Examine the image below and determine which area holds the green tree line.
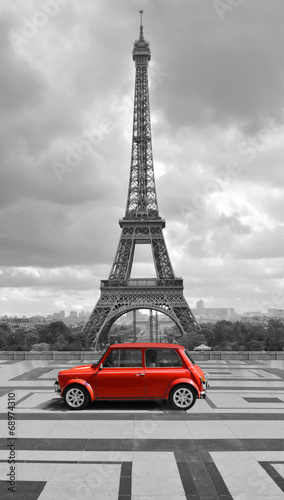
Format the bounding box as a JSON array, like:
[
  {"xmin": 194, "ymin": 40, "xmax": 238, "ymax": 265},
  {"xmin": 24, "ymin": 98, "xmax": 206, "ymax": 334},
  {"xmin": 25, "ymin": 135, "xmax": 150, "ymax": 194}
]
[
  {"xmin": 0, "ymin": 319, "xmax": 283, "ymax": 351},
  {"xmin": 184, "ymin": 319, "xmax": 284, "ymax": 351},
  {"xmin": 0, "ymin": 321, "xmax": 87, "ymax": 351}
]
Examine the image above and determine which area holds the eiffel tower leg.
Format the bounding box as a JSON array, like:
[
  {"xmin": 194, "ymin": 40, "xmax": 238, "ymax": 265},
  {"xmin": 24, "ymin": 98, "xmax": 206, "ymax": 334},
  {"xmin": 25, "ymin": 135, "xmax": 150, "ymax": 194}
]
[
  {"xmin": 109, "ymin": 230, "xmax": 135, "ymax": 280},
  {"xmin": 151, "ymin": 228, "xmax": 175, "ymax": 279},
  {"xmin": 83, "ymin": 297, "xmax": 112, "ymax": 349}
]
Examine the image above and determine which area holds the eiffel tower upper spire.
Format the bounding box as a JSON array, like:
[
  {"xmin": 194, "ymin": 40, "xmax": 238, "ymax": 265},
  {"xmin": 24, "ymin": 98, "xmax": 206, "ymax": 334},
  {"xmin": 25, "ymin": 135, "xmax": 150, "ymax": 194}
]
[
  {"xmin": 139, "ymin": 10, "xmax": 145, "ymax": 42},
  {"xmin": 125, "ymin": 11, "xmax": 158, "ymax": 219}
]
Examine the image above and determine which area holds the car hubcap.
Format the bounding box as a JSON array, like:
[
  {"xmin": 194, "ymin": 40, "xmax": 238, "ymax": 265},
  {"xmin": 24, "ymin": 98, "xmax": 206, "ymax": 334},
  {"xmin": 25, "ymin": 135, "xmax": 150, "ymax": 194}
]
[
  {"xmin": 173, "ymin": 388, "xmax": 193, "ymax": 408},
  {"xmin": 66, "ymin": 388, "xmax": 85, "ymax": 408}
]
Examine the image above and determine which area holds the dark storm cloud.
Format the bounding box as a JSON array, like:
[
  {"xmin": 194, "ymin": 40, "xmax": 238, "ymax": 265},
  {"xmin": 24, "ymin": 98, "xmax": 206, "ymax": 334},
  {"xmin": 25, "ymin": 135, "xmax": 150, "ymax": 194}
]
[
  {"xmin": 1, "ymin": 0, "xmax": 284, "ymax": 315},
  {"xmin": 151, "ymin": 0, "xmax": 284, "ymax": 134}
]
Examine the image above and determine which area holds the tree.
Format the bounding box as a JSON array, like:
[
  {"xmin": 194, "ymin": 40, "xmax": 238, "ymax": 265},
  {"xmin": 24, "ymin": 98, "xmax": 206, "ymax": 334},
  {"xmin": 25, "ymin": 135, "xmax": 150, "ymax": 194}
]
[
  {"xmin": 25, "ymin": 331, "xmax": 40, "ymax": 350},
  {"xmin": 53, "ymin": 334, "xmax": 69, "ymax": 351},
  {"xmin": 246, "ymin": 340, "xmax": 264, "ymax": 351},
  {"xmin": 38, "ymin": 321, "xmax": 72, "ymax": 348},
  {"xmin": 1, "ymin": 328, "xmax": 26, "ymax": 351},
  {"xmin": 0, "ymin": 323, "xmax": 11, "ymax": 349},
  {"xmin": 69, "ymin": 340, "xmax": 84, "ymax": 351},
  {"xmin": 183, "ymin": 332, "xmax": 207, "ymax": 350},
  {"xmin": 31, "ymin": 342, "xmax": 50, "ymax": 351},
  {"xmin": 265, "ymin": 320, "xmax": 284, "ymax": 351}
]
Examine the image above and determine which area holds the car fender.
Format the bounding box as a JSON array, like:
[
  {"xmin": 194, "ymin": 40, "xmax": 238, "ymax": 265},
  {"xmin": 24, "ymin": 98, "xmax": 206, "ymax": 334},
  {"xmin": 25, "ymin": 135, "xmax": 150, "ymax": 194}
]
[
  {"xmin": 61, "ymin": 378, "xmax": 95, "ymax": 401},
  {"xmin": 166, "ymin": 378, "xmax": 201, "ymax": 399}
]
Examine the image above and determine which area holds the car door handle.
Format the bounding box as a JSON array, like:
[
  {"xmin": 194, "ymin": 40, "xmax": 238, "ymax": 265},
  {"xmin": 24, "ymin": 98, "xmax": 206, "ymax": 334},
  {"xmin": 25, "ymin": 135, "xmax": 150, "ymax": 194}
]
[{"xmin": 135, "ymin": 373, "xmax": 145, "ymax": 376}]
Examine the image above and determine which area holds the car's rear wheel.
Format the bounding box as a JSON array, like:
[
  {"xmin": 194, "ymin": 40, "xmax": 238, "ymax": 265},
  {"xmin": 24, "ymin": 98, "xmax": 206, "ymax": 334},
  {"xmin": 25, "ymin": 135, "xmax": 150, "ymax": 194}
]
[
  {"xmin": 63, "ymin": 384, "xmax": 90, "ymax": 410},
  {"xmin": 169, "ymin": 384, "xmax": 196, "ymax": 410}
]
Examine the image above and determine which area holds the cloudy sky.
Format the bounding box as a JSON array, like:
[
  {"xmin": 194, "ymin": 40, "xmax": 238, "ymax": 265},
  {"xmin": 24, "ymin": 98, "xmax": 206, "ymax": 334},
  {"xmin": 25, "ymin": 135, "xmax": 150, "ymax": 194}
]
[{"xmin": 1, "ymin": 0, "xmax": 284, "ymax": 317}]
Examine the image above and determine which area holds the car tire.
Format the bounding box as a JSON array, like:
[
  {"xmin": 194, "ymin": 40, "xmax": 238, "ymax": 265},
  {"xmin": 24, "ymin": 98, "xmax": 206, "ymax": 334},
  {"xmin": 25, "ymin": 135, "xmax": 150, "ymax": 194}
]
[
  {"xmin": 169, "ymin": 384, "xmax": 196, "ymax": 411},
  {"xmin": 63, "ymin": 384, "xmax": 90, "ymax": 410}
]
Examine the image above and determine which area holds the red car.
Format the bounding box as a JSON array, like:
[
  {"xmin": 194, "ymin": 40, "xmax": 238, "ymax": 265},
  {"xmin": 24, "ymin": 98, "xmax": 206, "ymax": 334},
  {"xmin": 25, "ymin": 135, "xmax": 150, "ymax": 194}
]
[{"xmin": 54, "ymin": 343, "xmax": 209, "ymax": 411}]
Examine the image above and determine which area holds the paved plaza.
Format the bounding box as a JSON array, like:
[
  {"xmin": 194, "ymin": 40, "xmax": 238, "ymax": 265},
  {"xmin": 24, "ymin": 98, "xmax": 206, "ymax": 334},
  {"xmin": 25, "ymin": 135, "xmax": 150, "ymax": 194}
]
[{"xmin": 0, "ymin": 358, "xmax": 284, "ymax": 499}]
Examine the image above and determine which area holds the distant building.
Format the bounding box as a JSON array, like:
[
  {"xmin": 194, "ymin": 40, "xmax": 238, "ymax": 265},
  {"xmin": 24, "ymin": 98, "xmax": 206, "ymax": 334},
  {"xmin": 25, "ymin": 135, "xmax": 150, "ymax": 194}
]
[
  {"xmin": 192, "ymin": 300, "xmax": 238, "ymax": 321},
  {"xmin": 196, "ymin": 299, "xmax": 205, "ymax": 310}
]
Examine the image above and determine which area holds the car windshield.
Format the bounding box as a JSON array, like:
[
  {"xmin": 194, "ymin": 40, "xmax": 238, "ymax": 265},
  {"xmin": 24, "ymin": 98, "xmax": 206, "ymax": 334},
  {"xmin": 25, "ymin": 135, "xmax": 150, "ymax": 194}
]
[
  {"xmin": 92, "ymin": 348, "xmax": 108, "ymax": 367},
  {"xmin": 184, "ymin": 350, "xmax": 196, "ymax": 365}
]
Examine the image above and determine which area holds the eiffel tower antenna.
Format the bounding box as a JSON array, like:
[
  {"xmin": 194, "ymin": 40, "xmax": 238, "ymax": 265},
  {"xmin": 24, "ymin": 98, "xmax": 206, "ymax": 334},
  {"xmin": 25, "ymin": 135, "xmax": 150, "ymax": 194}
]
[
  {"xmin": 139, "ymin": 10, "xmax": 143, "ymax": 37},
  {"xmin": 83, "ymin": 13, "xmax": 199, "ymax": 347}
]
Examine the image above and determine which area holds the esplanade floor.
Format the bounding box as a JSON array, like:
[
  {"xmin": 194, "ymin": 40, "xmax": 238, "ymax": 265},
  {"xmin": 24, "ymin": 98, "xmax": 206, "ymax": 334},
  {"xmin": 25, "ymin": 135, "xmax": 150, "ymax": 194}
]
[{"xmin": 0, "ymin": 358, "xmax": 284, "ymax": 500}]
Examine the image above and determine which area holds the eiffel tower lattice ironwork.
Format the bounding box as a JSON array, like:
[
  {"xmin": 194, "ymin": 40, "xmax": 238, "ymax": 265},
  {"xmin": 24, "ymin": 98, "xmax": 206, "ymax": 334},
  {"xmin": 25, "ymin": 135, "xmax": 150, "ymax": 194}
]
[{"xmin": 83, "ymin": 12, "xmax": 198, "ymax": 346}]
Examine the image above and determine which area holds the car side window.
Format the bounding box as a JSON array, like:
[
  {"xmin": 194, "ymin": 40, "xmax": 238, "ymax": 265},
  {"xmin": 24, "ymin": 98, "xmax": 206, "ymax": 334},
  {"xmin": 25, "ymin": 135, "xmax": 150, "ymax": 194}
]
[
  {"xmin": 145, "ymin": 349, "xmax": 182, "ymax": 368},
  {"xmin": 103, "ymin": 349, "xmax": 143, "ymax": 368}
]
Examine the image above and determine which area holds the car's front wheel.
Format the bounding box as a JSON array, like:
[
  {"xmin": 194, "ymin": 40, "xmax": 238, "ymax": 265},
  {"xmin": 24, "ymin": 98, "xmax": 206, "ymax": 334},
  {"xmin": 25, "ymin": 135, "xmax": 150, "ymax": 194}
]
[
  {"xmin": 63, "ymin": 384, "xmax": 90, "ymax": 410},
  {"xmin": 169, "ymin": 384, "xmax": 196, "ymax": 410}
]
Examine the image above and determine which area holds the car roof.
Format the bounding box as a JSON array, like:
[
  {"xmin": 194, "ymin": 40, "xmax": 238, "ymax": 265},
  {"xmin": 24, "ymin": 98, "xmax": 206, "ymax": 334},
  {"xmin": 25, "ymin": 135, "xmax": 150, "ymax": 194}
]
[{"xmin": 109, "ymin": 342, "xmax": 184, "ymax": 349}]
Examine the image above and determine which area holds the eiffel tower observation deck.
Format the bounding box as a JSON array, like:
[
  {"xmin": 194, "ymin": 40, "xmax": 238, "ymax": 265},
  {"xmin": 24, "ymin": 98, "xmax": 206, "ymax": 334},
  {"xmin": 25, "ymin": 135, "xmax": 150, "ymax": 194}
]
[{"xmin": 83, "ymin": 12, "xmax": 198, "ymax": 347}]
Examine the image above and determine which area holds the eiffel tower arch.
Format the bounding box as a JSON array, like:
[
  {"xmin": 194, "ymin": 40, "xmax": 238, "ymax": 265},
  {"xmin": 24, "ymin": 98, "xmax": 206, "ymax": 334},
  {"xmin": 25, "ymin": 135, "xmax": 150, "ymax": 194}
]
[{"xmin": 83, "ymin": 12, "xmax": 199, "ymax": 347}]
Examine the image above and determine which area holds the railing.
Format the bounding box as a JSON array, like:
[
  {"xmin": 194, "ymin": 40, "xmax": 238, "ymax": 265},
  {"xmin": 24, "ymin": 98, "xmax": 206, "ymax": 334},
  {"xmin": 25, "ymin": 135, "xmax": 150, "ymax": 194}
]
[
  {"xmin": 1, "ymin": 351, "xmax": 284, "ymax": 361},
  {"xmin": 101, "ymin": 278, "xmax": 183, "ymax": 288}
]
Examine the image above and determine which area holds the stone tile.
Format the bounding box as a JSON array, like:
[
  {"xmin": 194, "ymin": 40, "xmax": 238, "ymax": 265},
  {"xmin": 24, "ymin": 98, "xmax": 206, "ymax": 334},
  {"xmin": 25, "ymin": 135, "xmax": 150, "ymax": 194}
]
[
  {"xmin": 131, "ymin": 497, "xmax": 186, "ymax": 500},
  {"xmin": 80, "ymin": 450, "xmax": 133, "ymax": 462},
  {"xmin": 17, "ymin": 393, "xmax": 54, "ymax": 408},
  {"xmin": 224, "ymin": 420, "xmax": 284, "ymax": 439},
  {"xmin": 185, "ymin": 420, "xmax": 236, "ymax": 439},
  {"xmin": 132, "ymin": 451, "xmax": 176, "ymax": 462},
  {"xmin": 48, "ymin": 420, "xmax": 134, "ymax": 439},
  {"xmin": 133, "ymin": 420, "xmax": 190, "ymax": 439},
  {"xmin": 132, "ymin": 475, "xmax": 185, "ymax": 497},
  {"xmin": 252, "ymin": 451, "xmax": 284, "ymax": 461},
  {"xmin": 272, "ymin": 463, "xmax": 284, "ymax": 478},
  {"xmin": 211, "ymin": 452, "xmax": 284, "ymax": 499},
  {"xmin": 208, "ymin": 393, "xmax": 252, "ymax": 409},
  {"xmin": 132, "ymin": 457, "xmax": 179, "ymax": 477}
]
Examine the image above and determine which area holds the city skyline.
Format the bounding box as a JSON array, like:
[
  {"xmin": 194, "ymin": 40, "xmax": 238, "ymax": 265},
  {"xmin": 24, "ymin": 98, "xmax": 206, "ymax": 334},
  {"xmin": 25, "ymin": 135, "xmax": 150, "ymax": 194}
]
[{"xmin": 1, "ymin": 1, "xmax": 284, "ymax": 317}]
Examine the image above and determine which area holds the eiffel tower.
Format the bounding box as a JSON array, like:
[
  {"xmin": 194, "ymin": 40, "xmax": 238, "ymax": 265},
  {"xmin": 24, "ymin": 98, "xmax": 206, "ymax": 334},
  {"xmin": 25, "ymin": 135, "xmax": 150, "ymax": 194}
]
[{"xmin": 84, "ymin": 12, "xmax": 198, "ymax": 347}]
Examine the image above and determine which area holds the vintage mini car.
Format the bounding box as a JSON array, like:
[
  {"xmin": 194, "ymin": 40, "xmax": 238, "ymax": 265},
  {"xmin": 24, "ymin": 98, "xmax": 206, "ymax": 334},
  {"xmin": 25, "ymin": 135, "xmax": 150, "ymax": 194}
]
[{"xmin": 54, "ymin": 342, "xmax": 209, "ymax": 410}]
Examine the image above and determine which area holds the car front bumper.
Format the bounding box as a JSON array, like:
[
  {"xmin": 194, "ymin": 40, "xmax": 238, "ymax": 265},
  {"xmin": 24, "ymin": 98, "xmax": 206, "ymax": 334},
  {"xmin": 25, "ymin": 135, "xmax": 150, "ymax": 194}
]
[{"xmin": 54, "ymin": 380, "xmax": 61, "ymax": 394}]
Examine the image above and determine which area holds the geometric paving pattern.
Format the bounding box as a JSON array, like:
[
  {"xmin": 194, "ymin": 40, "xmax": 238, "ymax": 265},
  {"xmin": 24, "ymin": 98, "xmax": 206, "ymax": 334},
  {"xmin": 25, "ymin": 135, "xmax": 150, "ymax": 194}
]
[{"xmin": 0, "ymin": 358, "xmax": 284, "ymax": 499}]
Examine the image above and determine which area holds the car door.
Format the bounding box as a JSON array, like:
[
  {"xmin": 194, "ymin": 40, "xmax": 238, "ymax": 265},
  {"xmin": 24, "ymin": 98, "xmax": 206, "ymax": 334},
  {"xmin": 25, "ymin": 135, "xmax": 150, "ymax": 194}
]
[
  {"xmin": 144, "ymin": 348, "xmax": 189, "ymax": 398},
  {"xmin": 96, "ymin": 348, "xmax": 146, "ymax": 398}
]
